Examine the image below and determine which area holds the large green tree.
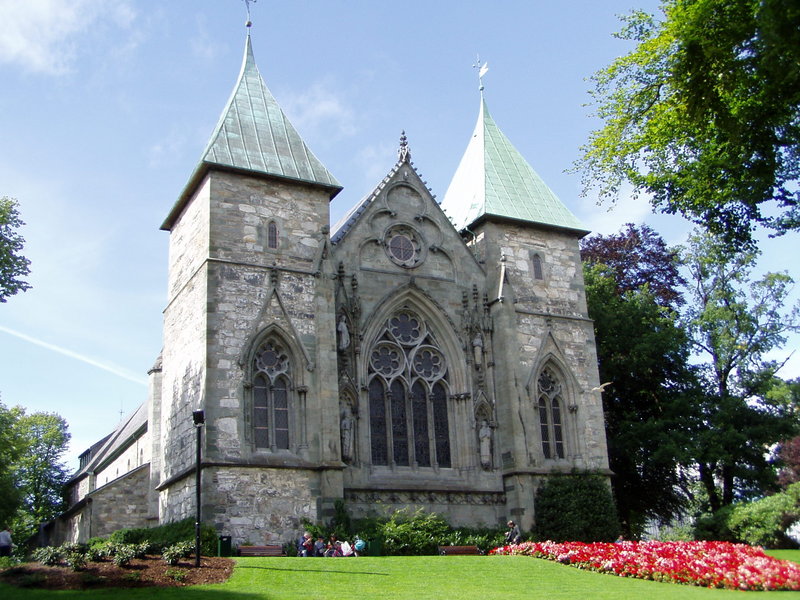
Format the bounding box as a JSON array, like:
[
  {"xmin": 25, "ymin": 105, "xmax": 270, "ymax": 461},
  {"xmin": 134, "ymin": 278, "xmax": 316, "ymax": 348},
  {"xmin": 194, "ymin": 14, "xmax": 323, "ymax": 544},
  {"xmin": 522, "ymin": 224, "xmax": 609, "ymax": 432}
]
[
  {"xmin": 13, "ymin": 412, "xmax": 71, "ymax": 531},
  {"xmin": 0, "ymin": 196, "xmax": 31, "ymax": 302},
  {"xmin": 579, "ymin": 0, "xmax": 800, "ymax": 245},
  {"xmin": 683, "ymin": 231, "xmax": 800, "ymax": 509},
  {"xmin": 0, "ymin": 400, "xmax": 24, "ymax": 527},
  {"xmin": 582, "ymin": 225, "xmax": 699, "ymax": 535}
]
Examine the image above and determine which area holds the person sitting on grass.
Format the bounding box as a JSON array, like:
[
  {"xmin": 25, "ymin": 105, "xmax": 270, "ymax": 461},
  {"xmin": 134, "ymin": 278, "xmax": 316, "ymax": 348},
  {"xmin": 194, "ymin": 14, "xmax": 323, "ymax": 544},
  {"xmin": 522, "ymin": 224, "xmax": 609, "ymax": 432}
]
[
  {"xmin": 297, "ymin": 532, "xmax": 313, "ymax": 557},
  {"xmin": 314, "ymin": 536, "xmax": 326, "ymax": 557}
]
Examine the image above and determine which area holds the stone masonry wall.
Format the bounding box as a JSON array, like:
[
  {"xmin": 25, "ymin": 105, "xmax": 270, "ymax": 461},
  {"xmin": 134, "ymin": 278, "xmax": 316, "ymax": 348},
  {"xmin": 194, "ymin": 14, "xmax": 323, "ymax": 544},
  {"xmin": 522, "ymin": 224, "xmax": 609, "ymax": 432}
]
[
  {"xmin": 94, "ymin": 430, "xmax": 150, "ymax": 489},
  {"xmin": 204, "ymin": 466, "xmax": 320, "ymax": 547},
  {"xmin": 87, "ymin": 465, "xmax": 153, "ymax": 539}
]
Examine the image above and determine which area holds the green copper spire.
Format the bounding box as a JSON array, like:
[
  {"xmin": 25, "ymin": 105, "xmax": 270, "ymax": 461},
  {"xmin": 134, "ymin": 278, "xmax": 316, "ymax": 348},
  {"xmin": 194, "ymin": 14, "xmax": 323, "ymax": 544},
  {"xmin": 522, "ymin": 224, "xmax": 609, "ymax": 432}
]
[
  {"xmin": 163, "ymin": 34, "xmax": 341, "ymax": 230},
  {"xmin": 441, "ymin": 96, "xmax": 586, "ymax": 234}
]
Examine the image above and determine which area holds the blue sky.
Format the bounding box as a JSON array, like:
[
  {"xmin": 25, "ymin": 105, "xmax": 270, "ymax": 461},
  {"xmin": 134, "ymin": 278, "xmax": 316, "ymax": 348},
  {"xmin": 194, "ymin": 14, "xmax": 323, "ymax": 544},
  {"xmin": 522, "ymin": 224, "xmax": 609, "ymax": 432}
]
[{"xmin": 0, "ymin": 0, "xmax": 797, "ymax": 470}]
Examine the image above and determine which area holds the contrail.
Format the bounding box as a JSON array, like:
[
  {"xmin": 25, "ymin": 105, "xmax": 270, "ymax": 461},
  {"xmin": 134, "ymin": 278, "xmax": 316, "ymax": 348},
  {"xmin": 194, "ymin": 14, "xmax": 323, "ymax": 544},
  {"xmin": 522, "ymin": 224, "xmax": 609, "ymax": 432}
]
[{"xmin": 0, "ymin": 325, "xmax": 148, "ymax": 386}]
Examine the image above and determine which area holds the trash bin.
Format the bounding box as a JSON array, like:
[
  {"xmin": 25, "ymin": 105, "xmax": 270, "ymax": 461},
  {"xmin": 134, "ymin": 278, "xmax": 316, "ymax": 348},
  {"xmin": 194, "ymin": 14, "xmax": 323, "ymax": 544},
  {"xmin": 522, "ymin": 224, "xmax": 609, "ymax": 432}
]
[
  {"xmin": 366, "ymin": 539, "xmax": 382, "ymax": 556},
  {"xmin": 218, "ymin": 535, "xmax": 232, "ymax": 557}
]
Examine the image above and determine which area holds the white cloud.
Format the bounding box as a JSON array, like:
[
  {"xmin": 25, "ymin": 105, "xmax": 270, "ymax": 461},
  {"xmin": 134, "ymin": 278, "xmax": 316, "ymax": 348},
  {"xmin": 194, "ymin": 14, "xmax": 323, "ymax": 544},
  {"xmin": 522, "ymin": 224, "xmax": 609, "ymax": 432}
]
[
  {"xmin": 0, "ymin": 0, "xmax": 135, "ymax": 74},
  {"xmin": 281, "ymin": 80, "xmax": 357, "ymax": 141}
]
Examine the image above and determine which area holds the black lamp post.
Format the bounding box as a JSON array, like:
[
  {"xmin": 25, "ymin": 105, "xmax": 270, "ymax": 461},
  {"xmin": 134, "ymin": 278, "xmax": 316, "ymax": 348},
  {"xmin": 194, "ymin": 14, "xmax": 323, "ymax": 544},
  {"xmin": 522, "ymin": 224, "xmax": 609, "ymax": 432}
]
[{"xmin": 192, "ymin": 409, "xmax": 205, "ymax": 568}]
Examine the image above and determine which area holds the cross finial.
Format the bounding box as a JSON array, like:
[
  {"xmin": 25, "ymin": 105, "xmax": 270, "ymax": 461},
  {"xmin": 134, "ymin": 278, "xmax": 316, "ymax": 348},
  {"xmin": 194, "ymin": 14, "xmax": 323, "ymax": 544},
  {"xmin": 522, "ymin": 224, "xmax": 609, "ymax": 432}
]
[
  {"xmin": 472, "ymin": 55, "xmax": 489, "ymax": 93},
  {"xmin": 398, "ymin": 130, "xmax": 410, "ymax": 162},
  {"xmin": 243, "ymin": 0, "xmax": 256, "ymax": 28}
]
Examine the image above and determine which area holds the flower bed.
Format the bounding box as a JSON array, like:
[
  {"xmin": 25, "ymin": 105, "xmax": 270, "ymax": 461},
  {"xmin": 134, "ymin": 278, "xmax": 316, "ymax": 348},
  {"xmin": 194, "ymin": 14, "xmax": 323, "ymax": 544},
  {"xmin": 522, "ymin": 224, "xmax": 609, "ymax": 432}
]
[{"xmin": 489, "ymin": 540, "xmax": 800, "ymax": 591}]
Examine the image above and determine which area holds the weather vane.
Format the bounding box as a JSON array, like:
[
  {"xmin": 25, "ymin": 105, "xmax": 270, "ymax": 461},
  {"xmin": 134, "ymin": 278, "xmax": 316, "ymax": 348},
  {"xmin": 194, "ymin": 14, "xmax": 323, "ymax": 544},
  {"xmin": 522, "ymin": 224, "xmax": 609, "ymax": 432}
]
[
  {"xmin": 243, "ymin": 0, "xmax": 257, "ymax": 27},
  {"xmin": 473, "ymin": 55, "xmax": 489, "ymax": 92}
]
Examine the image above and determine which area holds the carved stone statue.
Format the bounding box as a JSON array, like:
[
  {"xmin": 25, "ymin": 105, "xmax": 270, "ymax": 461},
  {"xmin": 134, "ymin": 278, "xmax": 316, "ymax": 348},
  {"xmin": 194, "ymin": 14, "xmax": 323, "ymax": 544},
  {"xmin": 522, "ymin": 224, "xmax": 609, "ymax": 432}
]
[
  {"xmin": 340, "ymin": 404, "xmax": 355, "ymax": 462},
  {"xmin": 472, "ymin": 334, "xmax": 483, "ymax": 366},
  {"xmin": 479, "ymin": 419, "xmax": 492, "ymax": 469},
  {"xmin": 337, "ymin": 315, "xmax": 350, "ymax": 350}
]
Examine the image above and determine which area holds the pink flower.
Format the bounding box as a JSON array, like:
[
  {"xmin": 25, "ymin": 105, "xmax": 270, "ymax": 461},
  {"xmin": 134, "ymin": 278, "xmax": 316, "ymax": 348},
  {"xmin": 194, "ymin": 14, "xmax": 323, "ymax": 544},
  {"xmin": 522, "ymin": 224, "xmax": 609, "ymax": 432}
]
[{"xmin": 488, "ymin": 540, "xmax": 800, "ymax": 591}]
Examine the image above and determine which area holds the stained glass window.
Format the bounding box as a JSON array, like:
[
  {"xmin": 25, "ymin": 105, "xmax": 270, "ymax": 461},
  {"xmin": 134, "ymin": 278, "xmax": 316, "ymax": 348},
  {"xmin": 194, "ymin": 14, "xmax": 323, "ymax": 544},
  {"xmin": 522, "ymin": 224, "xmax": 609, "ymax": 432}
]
[
  {"xmin": 267, "ymin": 221, "xmax": 278, "ymax": 249},
  {"xmin": 532, "ymin": 254, "xmax": 543, "ymax": 280},
  {"xmin": 367, "ymin": 310, "xmax": 451, "ymax": 468},
  {"xmin": 369, "ymin": 379, "xmax": 388, "ymax": 465},
  {"xmin": 252, "ymin": 339, "xmax": 292, "ymax": 451},
  {"xmin": 537, "ymin": 367, "xmax": 566, "ymax": 460}
]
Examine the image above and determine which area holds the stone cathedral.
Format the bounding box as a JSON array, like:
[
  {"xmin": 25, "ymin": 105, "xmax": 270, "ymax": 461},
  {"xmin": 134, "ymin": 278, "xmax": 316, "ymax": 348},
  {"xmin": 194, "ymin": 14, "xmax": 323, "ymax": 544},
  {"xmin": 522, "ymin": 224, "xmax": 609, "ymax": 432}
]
[{"xmin": 56, "ymin": 34, "xmax": 609, "ymax": 546}]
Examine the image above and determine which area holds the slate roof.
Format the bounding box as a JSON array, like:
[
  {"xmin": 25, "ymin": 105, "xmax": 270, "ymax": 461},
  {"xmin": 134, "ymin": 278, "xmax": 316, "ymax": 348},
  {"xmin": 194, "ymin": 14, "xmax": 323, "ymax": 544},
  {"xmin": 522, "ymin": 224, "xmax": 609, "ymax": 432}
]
[
  {"xmin": 68, "ymin": 402, "xmax": 148, "ymax": 481},
  {"xmin": 440, "ymin": 97, "xmax": 587, "ymax": 234},
  {"xmin": 162, "ymin": 34, "xmax": 341, "ymax": 230}
]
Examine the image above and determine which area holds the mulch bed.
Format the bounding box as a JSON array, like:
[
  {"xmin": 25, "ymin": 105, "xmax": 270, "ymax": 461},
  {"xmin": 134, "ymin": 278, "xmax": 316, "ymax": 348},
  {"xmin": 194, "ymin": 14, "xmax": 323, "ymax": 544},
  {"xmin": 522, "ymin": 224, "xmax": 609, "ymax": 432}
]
[{"xmin": 0, "ymin": 555, "xmax": 234, "ymax": 589}]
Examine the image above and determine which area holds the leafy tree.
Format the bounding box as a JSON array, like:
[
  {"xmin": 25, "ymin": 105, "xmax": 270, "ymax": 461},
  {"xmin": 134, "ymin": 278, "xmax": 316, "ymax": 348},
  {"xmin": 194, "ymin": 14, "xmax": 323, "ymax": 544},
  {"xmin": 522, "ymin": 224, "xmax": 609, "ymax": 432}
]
[
  {"xmin": 13, "ymin": 412, "xmax": 71, "ymax": 525},
  {"xmin": 683, "ymin": 231, "xmax": 800, "ymax": 509},
  {"xmin": 581, "ymin": 223, "xmax": 685, "ymax": 308},
  {"xmin": 776, "ymin": 435, "xmax": 800, "ymax": 489},
  {"xmin": 0, "ymin": 400, "xmax": 24, "ymax": 526},
  {"xmin": 0, "ymin": 197, "xmax": 31, "ymax": 302},
  {"xmin": 578, "ymin": 0, "xmax": 800, "ymax": 245},
  {"xmin": 584, "ymin": 262, "xmax": 698, "ymax": 536}
]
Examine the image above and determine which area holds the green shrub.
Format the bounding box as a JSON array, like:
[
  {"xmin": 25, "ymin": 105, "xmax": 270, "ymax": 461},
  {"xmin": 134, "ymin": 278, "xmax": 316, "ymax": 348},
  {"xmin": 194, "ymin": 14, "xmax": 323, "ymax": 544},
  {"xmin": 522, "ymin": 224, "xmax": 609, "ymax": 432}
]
[
  {"xmin": 162, "ymin": 543, "xmax": 186, "ymax": 566},
  {"xmin": 0, "ymin": 556, "xmax": 21, "ymax": 569},
  {"xmin": 64, "ymin": 551, "xmax": 87, "ymax": 571},
  {"xmin": 32, "ymin": 546, "xmax": 62, "ymax": 566},
  {"xmin": 132, "ymin": 541, "xmax": 152, "ymax": 558},
  {"xmin": 380, "ymin": 508, "xmax": 451, "ymax": 555},
  {"xmin": 727, "ymin": 483, "xmax": 800, "ymax": 548},
  {"xmin": 109, "ymin": 517, "xmax": 216, "ymax": 555},
  {"xmin": 85, "ymin": 544, "xmax": 106, "ymax": 562},
  {"xmin": 165, "ymin": 568, "xmax": 187, "ymax": 582},
  {"xmin": 534, "ymin": 473, "xmax": 620, "ymax": 542},
  {"xmin": 693, "ymin": 505, "xmax": 736, "ymax": 542},
  {"xmin": 111, "ymin": 544, "xmax": 137, "ymax": 567}
]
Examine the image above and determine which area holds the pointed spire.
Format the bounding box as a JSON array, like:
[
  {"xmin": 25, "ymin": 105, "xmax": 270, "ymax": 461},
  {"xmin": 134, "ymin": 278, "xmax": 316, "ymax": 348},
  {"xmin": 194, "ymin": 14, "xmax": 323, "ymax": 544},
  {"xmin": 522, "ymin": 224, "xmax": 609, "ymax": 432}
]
[
  {"xmin": 163, "ymin": 33, "xmax": 341, "ymax": 230},
  {"xmin": 441, "ymin": 93, "xmax": 587, "ymax": 234}
]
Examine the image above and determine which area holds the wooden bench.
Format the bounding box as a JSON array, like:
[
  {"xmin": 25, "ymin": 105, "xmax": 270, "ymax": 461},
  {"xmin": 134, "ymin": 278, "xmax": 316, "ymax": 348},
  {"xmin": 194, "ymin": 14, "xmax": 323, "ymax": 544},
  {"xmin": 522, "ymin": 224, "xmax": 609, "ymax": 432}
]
[
  {"xmin": 438, "ymin": 545, "xmax": 483, "ymax": 556},
  {"xmin": 238, "ymin": 545, "xmax": 285, "ymax": 557}
]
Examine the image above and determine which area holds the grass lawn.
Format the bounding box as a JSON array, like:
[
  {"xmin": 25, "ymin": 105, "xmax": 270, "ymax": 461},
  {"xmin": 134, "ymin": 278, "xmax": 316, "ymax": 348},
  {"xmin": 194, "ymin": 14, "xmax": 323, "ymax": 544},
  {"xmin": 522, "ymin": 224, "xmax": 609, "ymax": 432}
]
[
  {"xmin": 767, "ymin": 549, "xmax": 800, "ymax": 563},
  {"xmin": 4, "ymin": 555, "xmax": 800, "ymax": 600}
]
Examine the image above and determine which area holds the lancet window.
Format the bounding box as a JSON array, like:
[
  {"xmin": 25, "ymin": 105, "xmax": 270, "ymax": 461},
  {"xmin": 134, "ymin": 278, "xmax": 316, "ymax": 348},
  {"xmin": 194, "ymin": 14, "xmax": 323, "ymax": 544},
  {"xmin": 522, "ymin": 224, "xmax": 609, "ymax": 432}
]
[
  {"xmin": 252, "ymin": 338, "xmax": 292, "ymax": 450},
  {"xmin": 537, "ymin": 367, "xmax": 565, "ymax": 459},
  {"xmin": 267, "ymin": 221, "xmax": 278, "ymax": 249},
  {"xmin": 532, "ymin": 254, "xmax": 544, "ymax": 280},
  {"xmin": 367, "ymin": 310, "xmax": 451, "ymax": 468}
]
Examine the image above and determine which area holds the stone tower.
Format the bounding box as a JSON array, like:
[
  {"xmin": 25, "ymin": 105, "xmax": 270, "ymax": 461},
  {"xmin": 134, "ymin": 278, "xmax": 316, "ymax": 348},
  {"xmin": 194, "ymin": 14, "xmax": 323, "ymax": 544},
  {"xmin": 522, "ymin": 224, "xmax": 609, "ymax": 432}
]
[
  {"xmin": 439, "ymin": 94, "xmax": 609, "ymax": 529},
  {"xmin": 156, "ymin": 34, "xmax": 344, "ymax": 539}
]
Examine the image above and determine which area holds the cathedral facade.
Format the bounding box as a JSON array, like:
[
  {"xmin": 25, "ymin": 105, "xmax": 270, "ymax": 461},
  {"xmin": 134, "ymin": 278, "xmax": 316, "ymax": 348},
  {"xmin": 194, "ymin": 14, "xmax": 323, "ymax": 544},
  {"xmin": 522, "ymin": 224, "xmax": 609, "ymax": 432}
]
[{"xmin": 57, "ymin": 34, "xmax": 609, "ymax": 547}]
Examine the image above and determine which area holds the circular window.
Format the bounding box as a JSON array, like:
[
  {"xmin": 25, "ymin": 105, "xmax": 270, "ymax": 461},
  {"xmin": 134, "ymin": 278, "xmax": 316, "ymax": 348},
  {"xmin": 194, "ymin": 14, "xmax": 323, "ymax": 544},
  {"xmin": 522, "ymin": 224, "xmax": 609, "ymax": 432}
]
[
  {"xmin": 389, "ymin": 312, "xmax": 425, "ymax": 345},
  {"xmin": 383, "ymin": 225, "xmax": 425, "ymax": 268},
  {"xmin": 389, "ymin": 234, "xmax": 414, "ymax": 262},
  {"xmin": 369, "ymin": 342, "xmax": 405, "ymax": 377},
  {"xmin": 411, "ymin": 345, "xmax": 446, "ymax": 380}
]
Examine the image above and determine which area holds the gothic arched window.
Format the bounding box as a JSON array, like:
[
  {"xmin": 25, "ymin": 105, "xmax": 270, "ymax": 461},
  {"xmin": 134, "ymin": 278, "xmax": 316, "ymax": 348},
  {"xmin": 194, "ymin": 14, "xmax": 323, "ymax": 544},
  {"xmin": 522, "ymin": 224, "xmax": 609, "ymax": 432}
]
[
  {"xmin": 253, "ymin": 339, "xmax": 292, "ymax": 450},
  {"xmin": 537, "ymin": 367, "xmax": 565, "ymax": 459},
  {"xmin": 532, "ymin": 254, "xmax": 544, "ymax": 280},
  {"xmin": 267, "ymin": 221, "xmax": 279, "ymax": 249},
  {"xmin": 367, "ymin": 310, "xmax": 451, "ymax": 468}
]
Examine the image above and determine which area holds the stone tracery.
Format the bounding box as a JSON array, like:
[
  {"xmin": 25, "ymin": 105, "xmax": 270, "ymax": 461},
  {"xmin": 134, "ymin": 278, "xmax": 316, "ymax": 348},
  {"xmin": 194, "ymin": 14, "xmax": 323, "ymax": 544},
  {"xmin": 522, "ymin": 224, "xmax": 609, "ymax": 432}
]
[{"xmin": 367, "ymin": 309, "xmax": 451, "ymax": 468}]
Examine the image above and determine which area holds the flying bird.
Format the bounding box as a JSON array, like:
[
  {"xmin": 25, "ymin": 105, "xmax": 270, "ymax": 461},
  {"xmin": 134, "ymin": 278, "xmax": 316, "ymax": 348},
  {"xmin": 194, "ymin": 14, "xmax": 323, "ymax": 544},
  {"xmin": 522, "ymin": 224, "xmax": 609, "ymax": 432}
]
[{"xmin": 590, "ymin": 382, "xmax": 612, "ymax": 393}]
